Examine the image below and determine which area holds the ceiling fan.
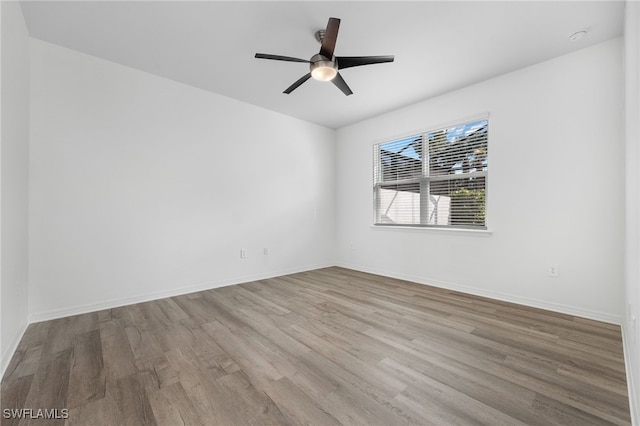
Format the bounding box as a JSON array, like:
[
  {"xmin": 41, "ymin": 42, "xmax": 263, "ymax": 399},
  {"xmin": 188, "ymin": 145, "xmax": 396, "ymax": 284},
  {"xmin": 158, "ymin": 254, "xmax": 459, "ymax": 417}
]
[{"xmin": 255, "ymin": 17, "xmax": 394, "ymax": 96}]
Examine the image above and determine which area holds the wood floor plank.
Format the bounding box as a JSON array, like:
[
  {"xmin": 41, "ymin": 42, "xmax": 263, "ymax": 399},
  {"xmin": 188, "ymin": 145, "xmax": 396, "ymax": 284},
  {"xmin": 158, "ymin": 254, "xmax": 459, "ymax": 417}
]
[
  {"xmin": 0, "ymin": 374, "xmax": 34, "ymax": 426},
  {"xmin": 201, "ymin": 319, "xmax": 284, "ymax": 384},
  {"xmin": 288, "ymin": 323, "xmax": 408, "ymax": 397},
  {"xmin": 262, "ymin": 377, "xmax": 342, "ymax": 426},
  {"xmin": 109, "ymin": 374, "xmax": 157, "ymax": 425},
  {"xmin": 0, "ymin": 267, "xmax": 631, "ymax": 425},
  {"xmin": 3, "ymin": 345, "xmax": 43, "ymax": 382},
  {"xmin": 147, "ymin": 381, "xmax": 204, "ymax": 425},
  {"xmin": 99, "ymin": 319, "xmax": 137, "ymax": 380},
  {"xmin": 65, "ymin": 392, "xmax": 122, "ymax": 426},
  {"xmin": 21, "ymin": 349, "xmax": 72, "ymax": 426},
  {"xmin": 215, "ymin": 370, "xmax": 292, "ymax": 425},
  {"xmin": 501, "ymin": 355, "xmax": 631, "ymax": 424},
  {"xmin": 66, "ymin": 329, "xmax": 105, "ymax": 409},
  {"xmin": 380, "ymin": 357, "xmax": 529, "ymax": 426},
  {"xmin": 531, "ymin": 393, "xmax": 621, "ymax": 426},
  {"xmin": 295, "ymin": 350, "xmax": 422, "ymax": 425}
]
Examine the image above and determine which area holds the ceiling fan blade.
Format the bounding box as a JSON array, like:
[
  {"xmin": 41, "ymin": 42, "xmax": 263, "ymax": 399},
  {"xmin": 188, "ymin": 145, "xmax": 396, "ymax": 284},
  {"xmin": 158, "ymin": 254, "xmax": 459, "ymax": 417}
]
[
  {"xmin": 284, "ymin": 73, "xmax": 312, "ymax": 94},
  {"xmin": 332, "ymin": 72, "xmax": 353, "ymax": 96},
  {"xmin": 255, "ymin": 53, "xmax": 310, "ymax": 63},
  {"xmin": 336, "ymin": 56, "xmax": 395, "ymax": 70},
  {"xmin": 319, "ymin": 17, "xmax": 340, "ymax": 59}
]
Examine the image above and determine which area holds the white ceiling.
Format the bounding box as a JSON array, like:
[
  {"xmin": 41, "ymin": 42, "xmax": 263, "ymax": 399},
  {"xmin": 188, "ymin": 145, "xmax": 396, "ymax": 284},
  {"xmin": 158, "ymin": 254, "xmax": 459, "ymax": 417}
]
[{"xmin": 20, "ymin": 1, "xmax": 624, "ymax": 129}]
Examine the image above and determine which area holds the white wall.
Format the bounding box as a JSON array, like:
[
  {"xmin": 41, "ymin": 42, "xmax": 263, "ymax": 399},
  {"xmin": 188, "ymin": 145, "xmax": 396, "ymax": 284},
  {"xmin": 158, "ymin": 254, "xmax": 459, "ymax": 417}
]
[
  {"xmin": 336, "ymin": 38, "xmax": 624, "ymax": 323},
  {"xmin": 624, "ymin": 1, "xmax": 640, "ymax": 423},
  {"xmin": 0, "ymin": 1, "xmax": 30, "ymax": 378},
  {"xmin": 28, "ymin": 39, "xmax": 336, "ymax": 320}
]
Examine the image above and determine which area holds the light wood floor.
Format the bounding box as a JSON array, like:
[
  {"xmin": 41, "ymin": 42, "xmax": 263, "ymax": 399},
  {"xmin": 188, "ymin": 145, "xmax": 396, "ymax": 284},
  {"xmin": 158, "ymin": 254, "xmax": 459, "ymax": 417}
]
[{"xmin": 1, "ymin": 267, "xmax": 631, "ymax": 425}]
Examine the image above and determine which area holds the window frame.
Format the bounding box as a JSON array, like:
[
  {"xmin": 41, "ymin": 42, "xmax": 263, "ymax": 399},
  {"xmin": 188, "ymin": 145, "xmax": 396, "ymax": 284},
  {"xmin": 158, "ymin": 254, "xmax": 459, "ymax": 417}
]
[{"xmin": 372, "ymin": 116, "xmax": 489, "ymax": 230}]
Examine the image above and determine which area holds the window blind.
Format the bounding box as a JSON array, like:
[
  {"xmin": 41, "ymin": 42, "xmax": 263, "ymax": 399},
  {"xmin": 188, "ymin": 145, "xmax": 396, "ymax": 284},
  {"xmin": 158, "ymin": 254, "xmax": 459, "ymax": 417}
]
[{"xmin": 373, "ymin": 119, "xmax": 488, "ymax": 229}]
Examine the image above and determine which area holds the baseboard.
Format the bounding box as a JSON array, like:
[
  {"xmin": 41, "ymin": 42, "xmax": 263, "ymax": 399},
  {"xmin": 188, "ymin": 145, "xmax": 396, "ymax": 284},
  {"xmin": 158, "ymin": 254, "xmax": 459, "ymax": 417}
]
[
  {"xmin": 28, "ymin": 262, "xmax": 335, "ymax": 323},
  {"xmin": 28, "ymin": 261, "xmax": 621, "ymax": 325},
  {"xmin": 622, "ymin": 323, "xmax": 639, "ymax": 426},
  {"xmin": 335, "ymin": 262, "xmax": 622, "ymax": 325},
  {"xmin": 1, "ymin": 320, "xmax": 28, "ymax": 381}
]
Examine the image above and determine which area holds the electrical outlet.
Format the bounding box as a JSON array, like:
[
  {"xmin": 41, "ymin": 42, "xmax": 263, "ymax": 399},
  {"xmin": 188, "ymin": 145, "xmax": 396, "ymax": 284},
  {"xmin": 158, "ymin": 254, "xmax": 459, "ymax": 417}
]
[
  {"xmin": 548, "ymin": 265, "xmax": 559, "ymax": 277},
  {"xmin": 263, "ymin": 248, "xmax": 269, "ymax": 255},
  {"xmin": 240, "ymin": 248, "xmax": 247, "ymax": 259}
]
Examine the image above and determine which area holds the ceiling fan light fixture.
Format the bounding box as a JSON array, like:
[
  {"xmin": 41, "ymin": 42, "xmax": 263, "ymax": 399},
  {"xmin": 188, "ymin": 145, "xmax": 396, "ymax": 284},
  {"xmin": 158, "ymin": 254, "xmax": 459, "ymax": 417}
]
[{"xmin": 310, "ymin": 60, "xmax": 337, "ymax": 81}]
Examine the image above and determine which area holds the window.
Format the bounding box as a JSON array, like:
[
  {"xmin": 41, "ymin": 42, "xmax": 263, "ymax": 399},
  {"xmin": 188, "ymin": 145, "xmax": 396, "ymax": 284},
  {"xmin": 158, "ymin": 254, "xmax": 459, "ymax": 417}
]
[{"xmin": 373, "ymin": 118, "xmax": 488, "ymax": 229}]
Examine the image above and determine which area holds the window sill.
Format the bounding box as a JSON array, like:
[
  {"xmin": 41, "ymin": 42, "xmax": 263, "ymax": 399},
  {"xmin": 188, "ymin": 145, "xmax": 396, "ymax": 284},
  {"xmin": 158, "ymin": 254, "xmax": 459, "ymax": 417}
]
[{"xmin": 370, "ymin": 225, "xmax": 492, "ymax": 237}]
